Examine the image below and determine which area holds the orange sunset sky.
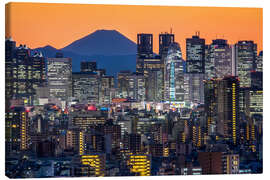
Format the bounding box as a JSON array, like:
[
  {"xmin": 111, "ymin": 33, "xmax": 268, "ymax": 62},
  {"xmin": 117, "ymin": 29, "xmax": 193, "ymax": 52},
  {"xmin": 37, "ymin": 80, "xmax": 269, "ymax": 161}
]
[{"xmin": 5, "ymin": 2, "xmax": 263, "ymax": 57}]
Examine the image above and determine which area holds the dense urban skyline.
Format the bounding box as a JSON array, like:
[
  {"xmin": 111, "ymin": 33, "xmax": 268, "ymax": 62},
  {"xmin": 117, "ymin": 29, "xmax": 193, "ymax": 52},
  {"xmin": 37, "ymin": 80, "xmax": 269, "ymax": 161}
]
[
  {"xmin": 5, "ymin": 2, "xmax": 263, "ymax": 178},
  {"xmin": 5, "ymin": 3, "xmax": 262, "ymax": 57}
]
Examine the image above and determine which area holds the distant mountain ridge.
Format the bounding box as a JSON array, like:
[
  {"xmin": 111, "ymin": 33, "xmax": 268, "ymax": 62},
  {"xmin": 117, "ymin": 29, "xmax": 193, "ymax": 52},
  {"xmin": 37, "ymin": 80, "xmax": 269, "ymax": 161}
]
[
  {"xmin": 31, "ymin": 29, "xmax": 137, "ymax": 77},
  {"xmin": 62, "ymin": 29, "xmax": 137, "ymax": 56}
]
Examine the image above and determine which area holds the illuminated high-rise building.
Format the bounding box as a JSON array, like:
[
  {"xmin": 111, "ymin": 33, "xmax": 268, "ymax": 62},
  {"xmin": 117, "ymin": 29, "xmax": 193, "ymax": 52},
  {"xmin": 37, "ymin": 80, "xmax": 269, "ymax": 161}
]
[
  {"xmin": 236, "ymin": 41, "xmax": 257, "ymax": 88},
  {"xmin": 9, "ymin": 44, "xmax": 45, "ymax": 105},
  {"xmin": 127, "ymin": 73, "xmax": 146, "ymax": 101},
  {"xmin": 219, "ymin": 77, "xmax": 240, "ymax": 145},
  {"xmin": 137, "ymin": 57, "xmax": 164, "ymax": 101},
  {"xmin": 184, "ymin": 73, "xmax": 204, "ymax": 104},
  {"xmin": 72, "ymin": 72, "xmax": 100, "ymax": 103},
  {"xmin": 204, "ymin": 76, "xmax": 240, "ymax": 145},
  {"xmin": 5, "ymin": 107, "xmax": 29, "ymax": 154},
  {"xmin": 205, "ymin": 39, "xmax": 234, "ymax": 79},
  {"xmin": 146, "ymin": 70, "xmax": 163, "ymax": 101},
  {"xmin": 99, "ymin": 76, "xmax": 115, "ymax": 105},
  {"xmin": 117, "ymin": 71, "xmax": 132, "ymax": 98},
  {"xmin": 248, "ymin": 90, "xmax": 263, "ymax": 119},
  {"xmin": 127, "ymin": 155, "xmax": 151, "ymax": 176},
  {"xmin": 186, "ymin": 32, "xmax": 205, "ymax": 73},
  {"xmin": 47, "ymin": 53, "xmax": 72, "ymax": 102},
  {"xmin": 164, "ymin": 42, "xmax": 185, "ymax": 101},
  {"xmin": 204, "ymin": 78, "xmax": 219, "ymax": 136},
  {"xmin": 5, "ymin": 38, "xmax": 16, "ymax": 108}
]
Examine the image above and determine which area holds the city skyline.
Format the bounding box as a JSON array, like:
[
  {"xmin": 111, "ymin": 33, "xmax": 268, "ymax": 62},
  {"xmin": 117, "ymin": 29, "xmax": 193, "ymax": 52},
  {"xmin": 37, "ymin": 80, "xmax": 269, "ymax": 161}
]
[
  {"xmin": 5, "ymin": 2, "xmax": 263, "ymax": 178},
  {"xmin": 5, "ymin": 3, "xmax": 262, "ymax": 57}
]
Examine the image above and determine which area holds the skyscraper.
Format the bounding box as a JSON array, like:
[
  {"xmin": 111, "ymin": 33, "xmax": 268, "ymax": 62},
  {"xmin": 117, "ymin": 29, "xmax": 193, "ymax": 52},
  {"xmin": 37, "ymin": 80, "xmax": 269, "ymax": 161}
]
[
  {"xmin": 184, "ymin": 73, "xmax": 204, "ymax": 104},
  {"xmin": 137, "ymin": 33, "xmax": 153, "ymax": 58},
  {"xmin": 186, "ymin": 32, "xmax": 205, "ymax": 73},
  {"xmin": 205, "ymin": 39, "xmax": 233, "ymax": 79},
  {"xmin": 205, "ymin": 76, "xmax": 240, "ymax": 145},
  {"xmin": 127, "ymin": 73, "xmax": 146, "ymax": 101},
  {"xmin": 99, "ymin": 76, "xmax": 115, "ymax": 105},
  {"xmin": 164, "ymin": 42, "xmax": 185, "ymax": 101},
  {"xmin": 5, "ymin": 38, "xmax": 16, "ymax": 108},
  {"xmin": 136, "ymin": 57, "xmax": 164, "ymax": 101},
  {"xmin": 47, "ymin": 53, "xmax": 72, "ymax": 102},
  {"xmin": 159, "ymin": 32, "xmax": 175, "ymax": 60},
  {"xmin": 236, "ymin": 41, "xmax": 257, "ymax": 88},
  {"xmin": 136, "ymin": 34, "xmax": 154, "ymax": 74},
  {"xmin": 72, "ymin": 72, "xmax": 100, "ymax": 103},
  {"xmin": 117, "ymin": 71, "xmax": 132, "ymax": 98}
]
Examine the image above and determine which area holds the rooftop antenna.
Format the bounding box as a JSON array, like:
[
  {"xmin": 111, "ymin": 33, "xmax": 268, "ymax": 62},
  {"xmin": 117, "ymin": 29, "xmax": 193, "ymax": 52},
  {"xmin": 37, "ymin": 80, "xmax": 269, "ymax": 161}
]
[{"xmin": 170, "ymin": 27, "xmax": 172, "ymax": 34}]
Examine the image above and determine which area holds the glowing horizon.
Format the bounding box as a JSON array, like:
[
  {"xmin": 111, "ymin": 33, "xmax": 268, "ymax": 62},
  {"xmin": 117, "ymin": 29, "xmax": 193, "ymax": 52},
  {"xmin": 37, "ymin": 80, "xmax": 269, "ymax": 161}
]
[{"xmin": 5, "ymin": 2, "xmax": 263, "ymax": 57}]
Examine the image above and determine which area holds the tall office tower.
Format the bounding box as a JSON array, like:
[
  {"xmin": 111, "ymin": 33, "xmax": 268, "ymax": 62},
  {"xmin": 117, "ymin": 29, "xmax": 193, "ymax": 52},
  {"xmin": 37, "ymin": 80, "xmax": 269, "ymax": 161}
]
[
  {"xmin": 204, "ymin": 77, "xmax": 240, "ymax": 145},
  {"xmin": 5, "ymin": 38, "xmax": 16, "ymax": 108},
  {"xmin": 5, "ymin": 107, "xmax": 29, "ymax": 153},
  {"xmin": 206, "ymin": 39, "xmax": 233, "ymax": 79},
  {"xmin": 198, "ymin": 152, "xmax": 223, "ymax": 174},
  {"xmin": 146, "ymin": 70, "xmax": 163, "ymax": 101},
  {"xmin": 99, "ymin": 76, "xmax": 115, "ymax": 105},
  {"xmin": 204, "ymin": 79, "xmax": 219, "ymax": 136},
  {"xmin": 184, "ymin": 73, "xmax": 204, "ymax": 104},
  {"xmin": 72, "ymin": 72, "xmax": 100, "ymax": 103},
  {"xmin": 30, "ymin": 52, "xmax": 46, "ymax": 102},
  {"xmin": 186, "ymin": 32, "xmax": 205, "ymax": 73},
  {"xmin": 80, "ymin": 61, "xmax": 97, "ymax": 72},
  {"xmin": 127, "ymin": 73, "xmax": 146, "ymax": 101},
  {"xmin": 136, "ymin": 34, "xmax": 154, "ymax": 74},
  {"xmin": 218, "ymin": 77, "xmax": 240, "ymax": 145},
  {"xmin": 256, "ymin": 51, "xmax": 263, "ymax": 72},
  {"xmin": 127, "ymin": 155, "xmax": 151, "ymax": 176},
  {"xmin": 137, "ymin": 33, "xmax": 153, "ymax": 58},
  {"xmin": 236, "ymin": 41, "xmax": 257, "ymax": 88},
  {"xmin": 47, "ymin": 53, "xmax": 72, "ymax": 102},
  {"xmin": 11, "ymin": 44, "xmax": 34, "ymax": 105},
  {"xmin": 159, "ymin": 32, "xmax": 175, "ymax": 60},
  {"xmin": 137, "ymin": 57, "xmax": 164, "ymax": 101},
  {"xmin": 117, "ymin": 71, "xmax": 132, "ymax": 98},
  {"xmin": 164, "ymin": 42, "xmax": 185, "ymax": 101}
]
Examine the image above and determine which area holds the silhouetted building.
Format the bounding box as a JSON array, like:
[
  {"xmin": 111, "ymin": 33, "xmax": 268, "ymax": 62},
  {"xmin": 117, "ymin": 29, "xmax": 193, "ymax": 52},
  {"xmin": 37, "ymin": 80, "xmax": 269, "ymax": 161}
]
[{"xmin": 159, "ymin": 32, "xmax": 175, "ymax": 60}]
